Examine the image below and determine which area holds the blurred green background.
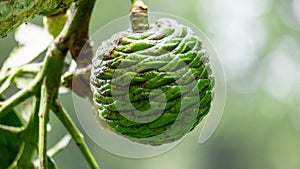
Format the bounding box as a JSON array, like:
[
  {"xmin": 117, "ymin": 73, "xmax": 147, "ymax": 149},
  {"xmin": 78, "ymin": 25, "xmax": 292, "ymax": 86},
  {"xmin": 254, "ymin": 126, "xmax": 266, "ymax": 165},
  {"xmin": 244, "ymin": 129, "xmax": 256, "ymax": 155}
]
[{"xmin": 1, "ymin": 0, "xmax": 300, "ymax": 168}]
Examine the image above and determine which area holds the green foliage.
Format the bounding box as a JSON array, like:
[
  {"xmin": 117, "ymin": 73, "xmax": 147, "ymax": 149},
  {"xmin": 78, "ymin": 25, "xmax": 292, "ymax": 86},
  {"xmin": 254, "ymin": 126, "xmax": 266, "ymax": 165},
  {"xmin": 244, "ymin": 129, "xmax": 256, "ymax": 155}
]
[
  {"xmin": 47, "ymin": 156, "xmax": 58, "ymax": 169},
  {"xmin": 0, "ymin": 0, "xmax": 75, "ymax": 38},
  {"xmin": 0, "ymin": 96, "xmax": 23, "ymax": 169}
]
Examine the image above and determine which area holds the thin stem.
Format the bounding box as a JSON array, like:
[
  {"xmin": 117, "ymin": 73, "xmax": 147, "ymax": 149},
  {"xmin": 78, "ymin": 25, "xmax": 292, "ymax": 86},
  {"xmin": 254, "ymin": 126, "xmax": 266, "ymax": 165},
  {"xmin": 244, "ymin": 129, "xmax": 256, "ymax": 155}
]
[
  {"xmin": 19, "ymin": 97, "xmax": 40, "ymax": 165},
  {"xmin": 33, "ymin": 134, "xmax": 72, "ymax": 167},
  {"xmin": 0, "ymin": 63, "xmax": 43, "ymax": 118},
  {"xmin": 47, "ymin": 134, "xmax": 72, "ymax": 157},
  {"xmin": 0, "ymin": 63, "xmax": 40, "ymax": 83},
  {"xmin": 8, "ymin": 97, "xmax": 40, "ymax": 169},
  {"xmin": 0, "ymin": 124, "xmax": 25, "ymax": 134},
  {"xmin": 64, "ymin": 0, "xmax": 95, "ymax": 63},
  {"xmin": 130, "ymin": 0, "xmax": 149, "ymax": 32},
  {"xmin": 0, "ymin": 86, "xmax": 36, "ymax": 118},
  {"xmin": 51, "ymin": 100, "xmax": 100, "ymax": 169},
  {"xmin": 38, "ymin": 82, "xmax": 50, "ymax": 169}
]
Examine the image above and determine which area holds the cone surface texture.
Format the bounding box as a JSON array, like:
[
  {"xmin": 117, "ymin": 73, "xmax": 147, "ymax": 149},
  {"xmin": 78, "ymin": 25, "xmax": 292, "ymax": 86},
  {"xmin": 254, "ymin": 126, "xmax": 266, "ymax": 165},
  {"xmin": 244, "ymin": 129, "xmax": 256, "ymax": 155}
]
[{"xmin": 91, "ymin": 18, "xmax": 214, "ymax": 145}]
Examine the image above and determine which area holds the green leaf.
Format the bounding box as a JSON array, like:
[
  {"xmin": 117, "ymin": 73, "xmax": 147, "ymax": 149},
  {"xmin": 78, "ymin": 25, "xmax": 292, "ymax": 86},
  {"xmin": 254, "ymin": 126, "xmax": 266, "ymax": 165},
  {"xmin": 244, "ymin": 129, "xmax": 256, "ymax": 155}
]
[
  {"xmin": 0, "ymin": 96, "xmax": 24, "ymax": 169},
  {"xmin": 0, "ymin": 0, "xmax": 75, "ymax": 38}
]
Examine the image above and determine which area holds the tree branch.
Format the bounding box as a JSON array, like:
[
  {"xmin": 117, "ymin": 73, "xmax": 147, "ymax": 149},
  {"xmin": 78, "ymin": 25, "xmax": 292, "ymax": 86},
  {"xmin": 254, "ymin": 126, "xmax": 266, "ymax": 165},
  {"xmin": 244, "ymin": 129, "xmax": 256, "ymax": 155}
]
[
  {"xmin": 1, "ymin": 0, "xmax": 99, "ymax": 168},
  {"xmin": 65, "ymin": 0, "xmax": 95, "ymax": 63},
  {"xmin": 0, "ymin": 85, "xmax": 36, "ymax": 118},
  {"xmin": 38, "ymin": 82, "xmax": 51, "ymax": 169},
  {"xmin": 35, "ymin": 0, "xmax": 98, "ymax": 168},
  {"xmin": 130, "ymin": 0, "xmax": 149, "ymax": 32},
  {"xmin": 51, "ymin": 100, "xmax": 100, "ymax": 169},
  {"xmin": 60, "ymin": 0, "xmax": 96, "ymax": 98}
]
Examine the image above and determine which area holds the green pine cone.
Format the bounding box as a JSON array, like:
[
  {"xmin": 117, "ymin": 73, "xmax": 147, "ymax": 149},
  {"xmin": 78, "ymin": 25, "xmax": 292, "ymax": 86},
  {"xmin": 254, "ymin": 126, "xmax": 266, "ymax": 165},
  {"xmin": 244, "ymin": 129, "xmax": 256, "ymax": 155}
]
[{"xmin": 90, "ymin": 18, "xmax": 214, "ymax": 146}]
